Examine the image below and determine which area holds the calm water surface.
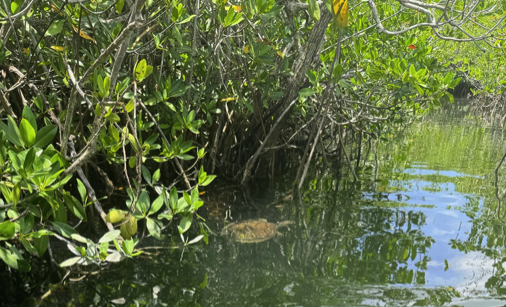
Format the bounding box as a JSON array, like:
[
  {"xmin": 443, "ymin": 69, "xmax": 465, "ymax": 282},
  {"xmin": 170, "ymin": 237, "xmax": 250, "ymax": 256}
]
[{"xmin": 38, "ymin": 104, "xmax": 506, "ymax": 306}]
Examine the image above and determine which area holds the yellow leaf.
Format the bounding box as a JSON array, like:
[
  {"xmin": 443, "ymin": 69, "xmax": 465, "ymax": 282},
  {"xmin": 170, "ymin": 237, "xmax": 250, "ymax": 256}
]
[
  {"xmin": 220, "ymin": 97, "xmax": 235, "ymax": 102},
  {"xmin": 276, "ymin": 50, "xmax": 284, "ymax": 58},
  {"xmin": 244, "ymin": 44, "xmax": 250, "ymax": 54},
  {"xmin": 72, "ymin": 25, "xmax": 96, "ymax": 44},
  {"xmin": 333, "ymin": 0, "xmax": 349, "ymax": 28},
  {"xmin": 23, "ymin": 48, "xmax": 29, "ymax": 54},
  {"xmin": 51, "ymin": 46, "xmax": 64, "ymax": 52},
  {"xmin": 232, "ymin": 5, "xmax": 241, "ymax": 12}
]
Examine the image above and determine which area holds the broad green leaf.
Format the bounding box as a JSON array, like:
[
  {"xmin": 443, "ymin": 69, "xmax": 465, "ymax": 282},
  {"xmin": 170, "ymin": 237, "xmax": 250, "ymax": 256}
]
[
  {"xmin": 52, "ymin": 222, "xmax": 78, "ymax": 238},
  {"xmin": 224, "ymin": 6, "xmax": 235, "ymax": 27},
  {"xmin": 11, "ymin": 0, "xmax": 23, "ymax": 14},
  {"xmin": 33, "ymin": 125, "xmax": 57, "ymax": 148},
  {"xmin": 76, "ymin": 179, "xmax": 87, "ymax": 203},
  {"xmin": 62, "ymin": 193, "xmax": 87, "ymax": 221},
  {"xmin": 115, "ymin": 0, "xmax": 124, "ymax": 14},
  {"xmin": 22, "ymin": 105, "xmax": 37, "ymax": 133},
  {"xmin": 178, "ymin": 214, "xmax": 192, "ymax": 234},
  {"xmin": 98, "ymin": 230, "xmax": 121, "ymax": 243},
  {"xmin": 20, "ymin": 119, "xmax": 36, "ymax": 147},
  {"xmin": 60, "ymin": 256, "xmax": 81, "ymax": 267},
  {"xmin": 191, "ymin": 187, "xmax": 199, "ymax": 204},
  {"xmin": 34, "ymin": 235, "xmax": 49, "ymax": 256},
  {"xmin": 177, "ymin": 14, "xmax": 196, "ymax": 24},
  {"xmin": 135, "ymin": 59, "xmax": 147, "ymax": 82},
  {"xmin": 0, "ymin": 246, "xmax": 30, "ymax": 271},
  {"xmin": 169, "ymin": 186, "xmax": 178, "ymax": 210},
  {"xmin": 122, "ymin": 239, "xmax": 134, "ymax": 255},
  {"xmin": 141, "ymin": 165, "xmax": 151, "ymax": 184},
  {"xmin": 105, "ymin": 251, "xmax": 123, "ymax": 262},
  {"xmin": 146, "ymin": 218, "xmax": 163, "ymax": 240},
  {"xmin": 308, "ymin": 0, "xmax": 320, "ymax": 21},
  {"xmin": 149, "ymin": 195, "xmax": 164, "ymax": 215},
  {"xmin": 298, "ymin": 88, "xmax": 316, "ymax": 98},
  {"xmin": 152, "ymin": 169, "xmax": 161, "ymax": 183},
  {"xmin": 188, "ymin": 234, "xmax": 204, "ymax": 245},
  {"xmin": 137, "ymin": 190, "xmax": 150, "ymax": 216},
  {"xmin": 0, "ymin": 221, "xmax": 15, "ymax": 240},
  {"xmin": 23, "ymin": 148, "xmax": 35, "ymax": 171},
  {"xmin": 46, "ymin": 20, "xmax": 64, "ymax": 36},
  {"xmin": 201, "ymin": 175, "xmax": 216, "ymax": 186}
]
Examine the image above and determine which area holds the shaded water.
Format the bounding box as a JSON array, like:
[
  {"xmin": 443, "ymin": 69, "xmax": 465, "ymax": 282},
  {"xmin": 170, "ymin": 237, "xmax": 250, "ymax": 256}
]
[{"xmin": 34, "ymin": 103, "xmax": 506, "ymax": 306}]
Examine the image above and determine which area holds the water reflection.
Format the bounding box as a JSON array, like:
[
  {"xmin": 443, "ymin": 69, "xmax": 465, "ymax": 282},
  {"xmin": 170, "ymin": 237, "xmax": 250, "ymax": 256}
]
[{"xmin": 31, "ymin": 103, "xmax": 506, "ymax": 306}]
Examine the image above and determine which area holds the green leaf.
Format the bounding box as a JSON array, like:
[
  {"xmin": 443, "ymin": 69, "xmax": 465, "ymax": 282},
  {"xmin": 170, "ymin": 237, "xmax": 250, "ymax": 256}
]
[
  {"xmin": 46, "ymin": 20, "xmax": 64, "ymax": 36},
  {"xmin": 149, "ymin": 195, "xmax": 164, "ymax": 215},
  {"xmin": 105, "ymin": 112, "xmax": 121, "ymax": 123},
  {"xmin": 23, "ymin": 148, "xmax": 35, "ymax": 171},
  {"xmin": 152, "ymin": 169, "xmax": 161, "ymax": 183},
  {"xmin": 99, "ymin": 230, "xmax": 121, "ymax": 243},
  {"xmin": 51, "ymin": 222, "xmax": 78, "ymax": 239},
  {"xmin": 115, "ymin": 0, "xmax": 124, "ymax": 13},
  {"xmin": 20, "ymin": 119, "xmax": 36, "ymax": 147},
  {"xmin": 178, "ymin": 214, "xmax": 192, "ymax": 234},
  {"xmin": 135, "ymin": 59, "xmax": 147, "ymax": 82},
  {"xmin": 122, "ymin": 239, "xmax": 134, "ymax": 255},
  {"xmin": 443, "ymin": 72, "xmax": 454, "ymax": 85},
  {"xmin": 62, "ymin": 193, "xmax": 87, "ymax": 221},
  {"xmin": 169, "ymin": 187, "xmax": 178, "ymax": 211},
  {"xmin": 76, "ymin": 179, "xmax": 87, "ymax": 203},
  {"xmin": 158, "ymin": 213, "xmax": 173, "ymax": 221},
  {"xmin": 7, "ymin": 115, "xmax": 23, "ymax": 146},
  {"xmin": 224, "ymin": 6, "xmax": 235, "ymax": 27},
  {"xmin": 60, "ymin": 256, "xmax": 81, "ymax": 267},
  {"xmin": 8, "ymin": 151, "xmax": 21, "ymax": 172},
  {"xmin": 191, "ymin": 187, "xmax": 199, "ymax": 204},
  {"xmin": 33, "ymin": 125, "xmax": 57, "ymax": 148},
  {"xmin": 0, "ymin": 221, "xmax": 15, "ymax": 240},
  {"xmin": 0, "ymin": 120, "xmax": 20, "ymax": 147},
  {"xmin": 183, "ymin": 190, "xmax": 192, "ymax": 206},
  {"xmin": 308, "ymin": 0, "xmax": 320, "ymax": 21},
  {"xmin": 201, "ymin": 175, "xmax": 216, "ymax": 186},
  {"xmin": 298, "ymin": 88, "xmax": 316, "ymax": 98},
  {"xmin": 22, "ymin": 106, "xmax": 37, "ymax": 133},
  {"xmin": 137, "ymin": 190, "xmax": 150, "ymax": 216},
  {"xmin": 146, "ymin": 218, "xmax": 163, "ymax": 240},
  {"xmin": 34, "ymin": 235, "xmax": 49, "ymax": 256},
  {"xmin": 0, "ymin": 246, "xmax": 30, "ymax": 271},
  {"xmin": 177, "ymin": 14, "xmax": 196, "ymax": 24},
  {"xmin": 141, "ymin": 165, "xmax": 151, "ymax": 184},
  {"xmin": 11, "ymin": 0, "xmax": 23, "ymax": 14}
]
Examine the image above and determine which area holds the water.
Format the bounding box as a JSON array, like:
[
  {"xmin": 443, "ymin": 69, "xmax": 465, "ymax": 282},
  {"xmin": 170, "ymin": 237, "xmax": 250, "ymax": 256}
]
[{"xmin": 30, "ymin": 103, "xmax": 506, "ymax": 306}]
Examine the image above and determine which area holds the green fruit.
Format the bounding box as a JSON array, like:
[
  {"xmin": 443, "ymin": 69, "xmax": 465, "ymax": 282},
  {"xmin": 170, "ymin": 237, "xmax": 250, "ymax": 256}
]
[
  {"xmin": 120, "ymin": 216, "xmax": 138, "ymax": 239},
  {"xmin": 106, "ymin": 210, "xmax": 128, "ymax": 224}
]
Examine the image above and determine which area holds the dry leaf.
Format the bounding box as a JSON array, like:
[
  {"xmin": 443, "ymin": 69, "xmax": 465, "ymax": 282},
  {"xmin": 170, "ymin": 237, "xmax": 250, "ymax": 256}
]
[
  {"xmin": 72, "ymin": 25, "xmax": 96, "ymax": 44},
  {"xmin": 51, "ymin": 46, "xmax": 64, "ymax": 51},
  {"xmin": 333, "ymin": 0, "xmax": 348, "ymax": 28}
]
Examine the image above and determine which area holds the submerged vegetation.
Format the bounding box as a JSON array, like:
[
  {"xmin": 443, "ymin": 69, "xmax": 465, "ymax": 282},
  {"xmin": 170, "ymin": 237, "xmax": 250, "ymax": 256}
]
[{"xmin": 0, "ymin": 0, "xmax": 505, "ymax": 303}]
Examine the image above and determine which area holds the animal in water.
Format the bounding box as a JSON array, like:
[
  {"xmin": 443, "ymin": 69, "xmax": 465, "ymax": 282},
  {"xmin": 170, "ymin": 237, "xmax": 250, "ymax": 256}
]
[{"xmin": 221, "ymin": 219, "xmax": 293, "ymax": 243}]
